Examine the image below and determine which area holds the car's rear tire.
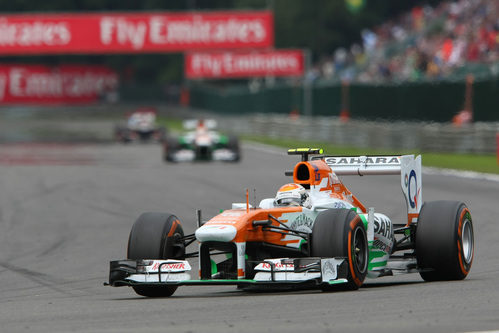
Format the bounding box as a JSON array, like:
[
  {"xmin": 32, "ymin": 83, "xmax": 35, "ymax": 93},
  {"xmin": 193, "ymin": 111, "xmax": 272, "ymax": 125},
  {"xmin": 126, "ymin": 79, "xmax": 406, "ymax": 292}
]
[
  {"xmin": 127, "ymin": 212, "xmax": 185, "ymax": 297},
  {"xmin": 156, "ymin": 126, "xmax": 167, "ymax": 142},
  {"xmin": 312, "ymin": 209, "xmax": 368, "ymax": 291},
  {"xmin": 416, "ymin": 201, "xmax": 474, "ymax": 281},
  {"xmin": 163, "ymin": 137, "xmax": 179, "ymax": 162},
  {"xmin": 114, "ymin": 126, "xmax": 130, "ymax": 143},
  {"xmin": 227, "ymin": 135, "xmax": 240, "ymax": 162}
]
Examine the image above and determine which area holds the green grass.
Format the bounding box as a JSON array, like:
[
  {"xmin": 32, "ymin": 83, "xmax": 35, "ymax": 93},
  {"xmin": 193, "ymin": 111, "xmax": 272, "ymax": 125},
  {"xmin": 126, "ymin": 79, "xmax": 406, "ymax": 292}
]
[
  {"xmin": 244, "ymin": 135, "xmax": 499, "ymax": 175},
  {"xmin": 157, "ymin": 117, "xmax": 184, "ymax": 132}
]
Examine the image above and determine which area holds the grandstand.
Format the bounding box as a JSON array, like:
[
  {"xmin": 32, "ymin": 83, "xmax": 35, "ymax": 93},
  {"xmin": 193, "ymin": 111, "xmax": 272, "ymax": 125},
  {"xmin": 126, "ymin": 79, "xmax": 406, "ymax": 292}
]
[{"xmin": 314, "ymin": 0, "xmax": 498, "ymax": 83}]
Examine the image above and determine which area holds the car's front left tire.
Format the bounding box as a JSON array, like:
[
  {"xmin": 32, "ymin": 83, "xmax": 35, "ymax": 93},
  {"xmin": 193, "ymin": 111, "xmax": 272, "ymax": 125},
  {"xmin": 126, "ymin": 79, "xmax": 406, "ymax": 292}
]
[{"xmin": 312, "ymin": 208, "xmax": 368, "ymax": 291}]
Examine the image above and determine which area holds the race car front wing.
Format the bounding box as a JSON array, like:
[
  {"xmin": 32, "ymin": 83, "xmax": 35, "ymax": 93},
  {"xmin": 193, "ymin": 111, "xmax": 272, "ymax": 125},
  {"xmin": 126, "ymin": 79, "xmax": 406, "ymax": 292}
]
[
  {"xmin": 170, "ymin": 148, "xmax": 238, "ymax": 162},
  {"xmin": 107, "ymin": 257, "xmax": 349, "ymax": 288}
]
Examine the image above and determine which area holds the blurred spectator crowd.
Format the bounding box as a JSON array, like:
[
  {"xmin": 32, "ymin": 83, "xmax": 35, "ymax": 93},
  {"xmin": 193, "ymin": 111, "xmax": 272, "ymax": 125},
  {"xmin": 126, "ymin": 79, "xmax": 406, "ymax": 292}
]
[{"xmin": 311, "ymin": 0, "xmax": 499, "ymax": 83}]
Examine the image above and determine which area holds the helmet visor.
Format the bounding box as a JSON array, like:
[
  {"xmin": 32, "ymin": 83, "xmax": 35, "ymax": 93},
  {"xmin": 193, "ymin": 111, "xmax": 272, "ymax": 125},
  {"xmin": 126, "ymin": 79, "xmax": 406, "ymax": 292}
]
[{"xmin": 276, "ymin": 197, "xmax": 301, "ymax": 206}]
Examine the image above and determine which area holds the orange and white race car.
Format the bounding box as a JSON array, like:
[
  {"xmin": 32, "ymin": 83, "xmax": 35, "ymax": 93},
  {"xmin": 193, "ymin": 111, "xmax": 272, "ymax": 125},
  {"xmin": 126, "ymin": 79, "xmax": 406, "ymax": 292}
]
[{"xmin": 108, "ymin": 148, "xmax": 474, "ymax": 297}]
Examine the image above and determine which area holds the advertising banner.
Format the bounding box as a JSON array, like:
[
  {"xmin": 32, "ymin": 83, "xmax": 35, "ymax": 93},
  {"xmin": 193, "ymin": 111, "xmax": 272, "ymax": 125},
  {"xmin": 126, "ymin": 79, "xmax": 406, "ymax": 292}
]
[
  {"xmin": 0, "ymin": 64, "xmax": 118, "ymax": 104},
  {"xmin": 0, "ymin": 11, "xmax": 273, "ymax": 54},
  {"xmin": 185, "ymin": 49, "xmax": 304, "ymax": 78}
]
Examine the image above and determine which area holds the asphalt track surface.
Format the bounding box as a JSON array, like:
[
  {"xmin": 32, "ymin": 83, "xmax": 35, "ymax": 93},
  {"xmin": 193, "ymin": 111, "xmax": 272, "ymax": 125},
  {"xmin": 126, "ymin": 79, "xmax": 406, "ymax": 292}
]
[{"xmin": 0, "ymin": 142, "xmax": 498, "ymax": 333}]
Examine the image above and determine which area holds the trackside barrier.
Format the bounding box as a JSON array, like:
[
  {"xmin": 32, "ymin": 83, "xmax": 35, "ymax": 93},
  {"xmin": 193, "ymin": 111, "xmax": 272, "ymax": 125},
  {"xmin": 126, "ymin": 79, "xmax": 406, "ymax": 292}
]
[
  {"xmin": 497, "ymin": 132, "xmax": 499, "ymax": 165},
  {"xmin": 216, "ymin": 114, "xmax": 499, "ymax": 154},
  {"xmin": 1, "ymin": 104, "xmax": 497, "ymax": 155}
]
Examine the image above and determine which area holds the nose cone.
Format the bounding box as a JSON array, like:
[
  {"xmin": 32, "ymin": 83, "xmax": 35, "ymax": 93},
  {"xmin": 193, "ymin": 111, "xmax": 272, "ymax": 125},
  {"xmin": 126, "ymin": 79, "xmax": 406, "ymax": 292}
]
[{"xmin": 195, "ymin": 224, "xmax": 237, "ymax": 242}]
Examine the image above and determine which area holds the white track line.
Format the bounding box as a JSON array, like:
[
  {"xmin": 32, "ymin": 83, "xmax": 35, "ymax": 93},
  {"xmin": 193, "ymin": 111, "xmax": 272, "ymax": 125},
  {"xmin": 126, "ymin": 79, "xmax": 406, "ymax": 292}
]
[
  {"xmin": 243, "ymin": 141, "xmax": 499, "ymax": 183},
  {"xmin": 423, "ymin": 167, "xmax": 499, "ymax": 183},
  {"xmin": 243, "ymin": 141, "xmax": 287, "ymax": 155}
]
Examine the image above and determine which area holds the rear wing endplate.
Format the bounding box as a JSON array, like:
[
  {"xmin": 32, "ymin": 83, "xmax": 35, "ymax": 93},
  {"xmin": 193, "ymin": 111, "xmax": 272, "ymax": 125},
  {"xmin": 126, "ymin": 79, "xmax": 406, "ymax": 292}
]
[{"xmin": 313, "ymin": 155, "xmax": 422, "ymax": 225}]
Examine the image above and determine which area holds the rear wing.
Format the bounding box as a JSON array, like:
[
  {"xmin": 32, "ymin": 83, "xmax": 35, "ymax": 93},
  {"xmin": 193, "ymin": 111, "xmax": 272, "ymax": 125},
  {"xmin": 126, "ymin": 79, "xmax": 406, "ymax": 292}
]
[
  {"xmin": 312, "ymin": 154, "xmax": 422, "ymax": 225},
  {"xmin": 314, "ymin": 155, "xmax": 401, "ymax": 175},
  {"xmin": 183, "ymin": 119, "xmax": 217, "ymax": 130}
]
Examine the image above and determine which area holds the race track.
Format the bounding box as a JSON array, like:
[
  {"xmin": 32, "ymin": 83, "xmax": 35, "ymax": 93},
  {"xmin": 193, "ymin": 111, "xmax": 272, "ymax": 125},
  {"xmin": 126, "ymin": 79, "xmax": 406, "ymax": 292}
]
[{"xmin": 0, "ymin": 143, "xmax": 498, "ymax": 333}]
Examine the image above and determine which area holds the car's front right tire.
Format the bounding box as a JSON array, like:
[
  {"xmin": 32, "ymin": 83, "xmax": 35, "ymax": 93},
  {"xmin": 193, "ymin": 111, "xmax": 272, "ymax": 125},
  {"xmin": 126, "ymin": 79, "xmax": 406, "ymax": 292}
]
[{"xmin": 127, "ymin": 212, "xmax": 185, "ymax": 297}]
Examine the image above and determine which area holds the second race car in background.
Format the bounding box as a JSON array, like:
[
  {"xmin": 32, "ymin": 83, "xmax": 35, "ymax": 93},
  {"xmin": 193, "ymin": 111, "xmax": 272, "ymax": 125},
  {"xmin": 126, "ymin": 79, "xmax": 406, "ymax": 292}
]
[
  {"xmin": 114, "ymin": 107, "xmax": 166, "ymax": 143},
  {"xmin": 163, "ymin": 119, "xmax": 240, "ymax": 162}
]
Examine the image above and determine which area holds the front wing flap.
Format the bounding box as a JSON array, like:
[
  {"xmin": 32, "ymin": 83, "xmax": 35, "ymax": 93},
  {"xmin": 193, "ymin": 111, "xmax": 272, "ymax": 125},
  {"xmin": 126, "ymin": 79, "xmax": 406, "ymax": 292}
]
[
  {"xmin": 170, "ymin": 148, "xmax": 238, "ymax": 162},
  {"xmin": 108, "ymin": 258, "xmax": 349, "ymax": 288}
]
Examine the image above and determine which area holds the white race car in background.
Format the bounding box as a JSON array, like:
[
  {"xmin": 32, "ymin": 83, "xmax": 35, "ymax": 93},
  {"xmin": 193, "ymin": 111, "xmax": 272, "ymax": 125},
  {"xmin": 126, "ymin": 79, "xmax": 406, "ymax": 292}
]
[
  {"xmin": 163, "ymin": 119, "xmax": 240, "ymax": 162},
  {"xmin": 114, "ymin": 107, "xmax": 166, "ymax": 143}
]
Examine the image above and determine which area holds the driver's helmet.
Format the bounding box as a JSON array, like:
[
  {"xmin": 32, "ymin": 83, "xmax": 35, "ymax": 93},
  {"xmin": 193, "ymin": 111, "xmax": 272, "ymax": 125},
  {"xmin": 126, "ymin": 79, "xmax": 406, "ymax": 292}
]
[
  {"xmin": 274, "ymin": 183, "xmax": 311, "ymax": 208},
  {"xmin": 196, "ymin": 119, "xmax": 208, "ymax": 134}
]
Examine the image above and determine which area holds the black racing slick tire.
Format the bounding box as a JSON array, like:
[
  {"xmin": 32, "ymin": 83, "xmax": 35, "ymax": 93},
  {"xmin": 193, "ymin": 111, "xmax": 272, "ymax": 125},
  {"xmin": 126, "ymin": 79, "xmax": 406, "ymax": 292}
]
[
  {"xmin": 416, "ymin": 201, "xmax": 474, "ymax": 281},
  {"xmin": 227, "ymin": 135, "xmax": 241, "ymax": 162},
  {"xmin": 312, "ymin": 209, "xmax": 368, "ymax": 291},
  {"xmin": 156, "ymin": 126, "xmax": 167, "ymax": 143},
  {"xmin": 163, "ymin": 137, "xmax": 179, "ymax": 162},
  {"xmin": 114, "ymin": 126, "xmax": 130, "ymax": 143},
  {"xmin": 127, "ymin": 212, "xmax": 185, "ymax": 297}
]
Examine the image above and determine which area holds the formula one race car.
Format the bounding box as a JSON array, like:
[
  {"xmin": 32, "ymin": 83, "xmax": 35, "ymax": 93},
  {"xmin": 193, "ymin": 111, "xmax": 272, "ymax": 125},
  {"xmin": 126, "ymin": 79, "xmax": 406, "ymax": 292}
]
[
  {"xmin": 163, "ymin": 119, "xmax": 240, "ymax": 162},
  {"xmin": 107, "ymin": 148, "xmax": 474, "ymax": 297},
  {"xmin": 114, "ymin": 107, "xmax": 166, "ymax": 143}
]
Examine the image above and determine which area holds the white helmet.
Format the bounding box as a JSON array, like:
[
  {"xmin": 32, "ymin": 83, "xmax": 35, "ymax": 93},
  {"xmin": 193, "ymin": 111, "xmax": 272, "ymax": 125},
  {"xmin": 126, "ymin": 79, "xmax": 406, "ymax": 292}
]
[{"xmin": 274, "ymin": 183, "xmax": 311, "ymax": 208}]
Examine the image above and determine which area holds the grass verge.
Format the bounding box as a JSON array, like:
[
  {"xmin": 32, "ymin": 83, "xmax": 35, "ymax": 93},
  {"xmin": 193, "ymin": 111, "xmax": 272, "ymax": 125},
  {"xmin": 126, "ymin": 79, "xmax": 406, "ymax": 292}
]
[
  {"xmin": 243, "ymin": 135, "xmax": 499, "ymax": 175},
  {"xmin": 157, "ymin": 117, "xmax": 184, "ymax": 132}
]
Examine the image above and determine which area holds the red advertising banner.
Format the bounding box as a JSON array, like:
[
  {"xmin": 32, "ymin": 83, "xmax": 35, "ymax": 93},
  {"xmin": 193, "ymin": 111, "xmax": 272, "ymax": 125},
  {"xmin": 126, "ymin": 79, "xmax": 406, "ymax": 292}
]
[
  {"xmin": 185, "ymin": 49, "xmax": 304, "ymax": 79},
  {"xmin": 0, "ymin": 64, "xmax": 118, "ymax": 104},
  {"xmin": 0, "ymin": 11, "xmax": 273, "ymax": 54}
]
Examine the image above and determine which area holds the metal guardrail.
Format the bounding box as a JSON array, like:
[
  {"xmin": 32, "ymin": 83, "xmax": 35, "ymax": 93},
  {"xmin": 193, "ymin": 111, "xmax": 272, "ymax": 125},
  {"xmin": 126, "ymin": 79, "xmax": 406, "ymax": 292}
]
[
  {"xmin": 0, "ymin": 105, "xmax": 497, "ymax": 154},
  {"xmin": 218, "ymin": 114, "xmax": 499, "ymax": 154}
]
